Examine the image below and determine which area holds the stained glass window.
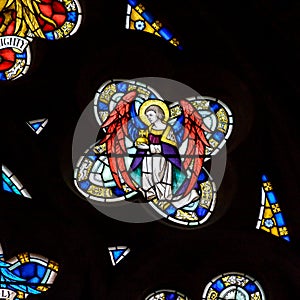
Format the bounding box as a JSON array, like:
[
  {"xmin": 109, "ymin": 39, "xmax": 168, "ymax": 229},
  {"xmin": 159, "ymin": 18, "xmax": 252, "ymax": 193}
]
[
  {"xmin": 2, "ymin": 164, "xmax": 31, "ymax": 198},
  {"xmin": 0, "ymin": 0, "xmax": 82, "ymax": 80},
  {"xmin": 0, "ymin": 243, "xmax": 59, "ymax": 299},
  {"xmin": 26, "ymin": 118, "xmax": 48, "ymax": 135},
  {"xmin": 256, "ymin": 174, "xmax": 290, "ymax": 242},
  {"xmin": 125, "ymin": 0, "xmax": 182, "ymax": 50},
  {"xmin": 108, "ymin": 246, "xmax": 130, "ymax": 266},
  {"xmin": 145, "ymin": 289, "xmax": 190, "ymax": 300},
  {"xmin": 73, "ymin": 78, "xmax": 233, "ymax": 227},
  {"xmin": 202, "ymin": 272, "xmax": 266, "ymax": 300}
]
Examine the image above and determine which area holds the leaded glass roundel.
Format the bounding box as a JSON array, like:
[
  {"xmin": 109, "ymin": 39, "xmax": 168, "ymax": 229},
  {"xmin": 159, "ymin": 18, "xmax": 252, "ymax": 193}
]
[
  {"xmin": 73, "ymin": 77, "xmax": 233, "ymax": 226},
  {"xmin": 145, "ymin": 289, "xmax": 190, "ymax": 300},
  {"xmin": 202, "ymin": 272, "xmax": 266, "ymax": 300}
]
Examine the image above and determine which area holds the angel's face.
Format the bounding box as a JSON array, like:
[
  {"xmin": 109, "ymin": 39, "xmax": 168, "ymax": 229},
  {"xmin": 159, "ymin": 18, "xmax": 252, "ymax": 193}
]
[{"xmin": 146, "ymin": 110, "xmax": 158, "ymax": 124}]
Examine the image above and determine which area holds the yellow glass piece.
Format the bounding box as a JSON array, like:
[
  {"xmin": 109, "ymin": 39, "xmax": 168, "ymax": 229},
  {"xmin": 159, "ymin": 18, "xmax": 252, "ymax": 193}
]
[
  {"xmin": 18, "ymin": 252, "xmax": 29, "ymax": 263},
  {"xmin": 135, "ymin": 4, "xmax": 145, "ymax": 14},
  {"xmin": 251, "ymin": 293, "xmax": 261, "ymax": 300},
  {"xmin": 270, "ymin": 226, "xmax": 279, "ymax": 236},
  {"xmin": 271, "ymin": 203, "xmax": 281, "ymax": 213},
  {"xmin": 279, "ymin": 227, "xmax": 288, "ymax": 236},
  {"xmin": 37, "ymin": 285, "xmax": 49, "ymax": 292},
  {"xmin": 175, "ymin": 209, "xmax": 198, "ymax": 221},
  {"xmin": 144, "ymin": 22, "xmax": 156, "ymax": 34},
  {"xmin": 99, "ymin": 85, "xmax": 117, "ymax": 104},
  {"xmin": 48, "ymin": 260, "xmax": 59, "ymax": 272},
  {"xmin": 263, "ymin": 207, "xmax": 273, "ymax": 218},
  {"xmin": 135, "ymin": 137, "xmax": 148, "ymax": 145},
  {"xmin": 222, "ymin": 276, "xmax": 232, "ymax": 286},
  {"xmin": 87, "ymin": 185, "xmax": 113, "ymax": 198},
  {"xmin": 263, "ymin": 181, "xmax": 272, "ymax": 191},
  {"xmin": 170, "ymin": 37, "xmax": 180, "ymax": 47},
  {"xmin": 130, "ymin": 9, "xmax": 143, "ymax": 22},
  {"xmin": 152, "ymin": 20, "xmax": 162, "ymax": 30},
  {"xmin": 17, "ymin": 291, "xmax": 25, "ymax": 299}
]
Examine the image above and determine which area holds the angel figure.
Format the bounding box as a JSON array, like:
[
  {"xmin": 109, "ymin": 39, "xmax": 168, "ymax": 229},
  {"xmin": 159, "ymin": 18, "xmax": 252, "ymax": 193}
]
[{"xmin": 97, "ymin": 90, "xmax": 211, "ymax": 209}]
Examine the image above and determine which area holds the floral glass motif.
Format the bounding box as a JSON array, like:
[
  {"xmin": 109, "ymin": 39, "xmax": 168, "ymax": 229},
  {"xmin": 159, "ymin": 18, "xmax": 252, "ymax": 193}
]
[
  {"xmin": 256, "ymin": 174, "xmax": 290, "ymax": 242},
  {"xmin": 0, "ymin": 0, "xmax": 82, "ymax": 80},
  {"xmin": 125, "ymin": 0, "xmax": 182, "ymax": 50},
  {"xmin": 2, "ymin": 164, "xmax": 31, "ymax": 198},
  {"xmin": 0, "ymin": 243, "xmax": 59, "ymax": 299},
  {"xmin": 202, "ymin": 272, "xmax": 266, "ymax": 300},
  {"xmin": 145, "ymin": 289, "xmax": 190, "ymax": 300},
  {"xmin": 74, "ymin": 79, "xmax": 233, "ymax": 227}
]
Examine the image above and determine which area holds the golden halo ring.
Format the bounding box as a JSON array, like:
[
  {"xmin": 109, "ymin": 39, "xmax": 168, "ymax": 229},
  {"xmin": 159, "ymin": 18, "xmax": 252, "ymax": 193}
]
[{"xmin": 139, "ymin": 99, "xmax": 170, "ymax": 126}]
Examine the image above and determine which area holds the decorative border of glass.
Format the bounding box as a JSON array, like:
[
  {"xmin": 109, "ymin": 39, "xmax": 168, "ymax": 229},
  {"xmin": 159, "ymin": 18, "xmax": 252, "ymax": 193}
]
[
  {"xmin": 125, "ymin": 0, "xmax": 182, "ymax": 50},
  {"xmin": 2, "ymin": 164, "xmax": 31, "ymax": 198},
  {"xmin": 0, "ymin": 243, "xmax": 59, "ymax": 299},
  {"xmin": 256, "ymin": 174, "xmax": 290, "ymax": 242},
  {"xmin": 145, "ymin": 289, "xmax": 190, "ymax": 300},
  {"xmin": 202, "ymin": 272, "xmax": 266, "ymax": 300},
  {"xmin": 0, "ymin": 0, "xmax": 82, "ymax": 80}
]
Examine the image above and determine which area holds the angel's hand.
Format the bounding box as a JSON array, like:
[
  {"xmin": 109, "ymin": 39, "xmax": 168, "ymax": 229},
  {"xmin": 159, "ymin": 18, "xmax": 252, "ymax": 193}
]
[
  {"xmin": 150, "ymin": 144, "xmax": 162, "ymax": 154},
  {"xmin": 136, "ymin": 143, "xmax": 150, "ymax": 150}
]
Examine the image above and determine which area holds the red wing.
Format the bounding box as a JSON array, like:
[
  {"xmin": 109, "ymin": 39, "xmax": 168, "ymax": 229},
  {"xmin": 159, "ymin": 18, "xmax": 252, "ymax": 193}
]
[
  {"xmin": 179, "ymin": 99, "xmax": 211, "ymax": 196},
  {"xmin": 99, "ymin": 91, "xmax": 138, "ymax": 190}
]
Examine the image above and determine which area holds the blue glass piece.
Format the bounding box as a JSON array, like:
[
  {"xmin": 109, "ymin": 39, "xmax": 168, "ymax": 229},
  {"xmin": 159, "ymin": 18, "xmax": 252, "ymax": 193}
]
[
  {"xmin": 166, "ymin": 205, "xmax": 176, "ymax": 215},
  {"xmin": 88, "ymin": 155, "xmax": 97, "ymax": 161},
  {"xmin": 79, "ymin": 181, "xmax": 90, "ymax": 190},
  {"xmin": 210, "ymin": 102, "xmax": 220, "ymax": 113},
  {"xmin": 166, "ymin": 293, "xmax": 176, "ymax": 300},
  {"xmin": 142, "ymin": 11, "xmax": 154, "ymax": 23},
  {"xmin": 197, "ymin": 207, "xmax": 208, "ymax": 217},
  {"xmin": 28, "ymin": 276, "xmax": 40, "ymax": 284},
  {"xmin": 213, "ymin": 131, "xmax": 224, "ymax": 142},
  {"xmin": 117, "ymin": 82, "xmax": 128, "ymax": 92},
  {"xmin": 16, "ymin": 52, "xmax": 26, "ymax": 59},
  {"xmin": 12, "ymin": 186, "xmax": 21, "ymax": 195},
  {"xmin": 11, "ymin": 268, "xmax": 20, "ymax": 276},
  {"xmin": 198, "ymin": 170, "xmax": 207, "ymax": 182},
  {"xmin": 158, "ymin": 27, "xmax": 173, "ymax": 41},
  {"xmin": 67, "ymin": 11, "xmax": 77, "ymax": 22},
  {"xmin": 2, "ymin": 181, "xmax": 12, "ymax": 193},
  {"xmin": 45, "ymin": 32, "xmax": 55, "ymax": 40},
  {"xmin": 128, "ymin": 0, "xmax": 138, "ymax": 6},
  {"xmin": 184, "ymin": 200, "xmax": 199, "ymax": 211},
  {"xmin": 0, "ymin": 72, "xmax": 6, "ymax": 80},
  {"xmin": 113, "ymin": 187, "xmax": 125, "ymax": 196},
  {"xmin": 283, "ymin": 236, "xmax": 290, "ymax": 242},
  {"xmin": 267, "ymin": 191, "xmax": 277, "ymax": 204},
  {"xmin": 274, "ymin": 213, "xmax": 285, "ymax": 227},
  {"xmin": 36, "ymin": 265, "xmax": 46, "ymax": 278},
  {"xmin": 212, "ymin": 279, "xmax": 224, "ymax": 292},
  {"xmin": 32, "ymin": 122, "xmax": 42, "ymax": 130},
  {"xmin": 245, "ymin": 282, "xmax": 257, "ymax": 293},
  {"xmin": 98, "ymin": 102, "xmax": 108, "ymax": 110},
  {"xmin": 20, "ymin": 263, "xmax": 36, "ymax": 278},
  {"xmin": 112, "ymin": 249, "xmax": 124, "ymax": 260},
  {"xmin": 262, "ymin": 174, "xmax": 268, "ymax": 181},
  {"xmin": 149, "ymin": 93, "xmax": 156, "ymax": 99},
  {"xmin": 3, "ymin": 174, "xmax": 11, "ymax": 185}
]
